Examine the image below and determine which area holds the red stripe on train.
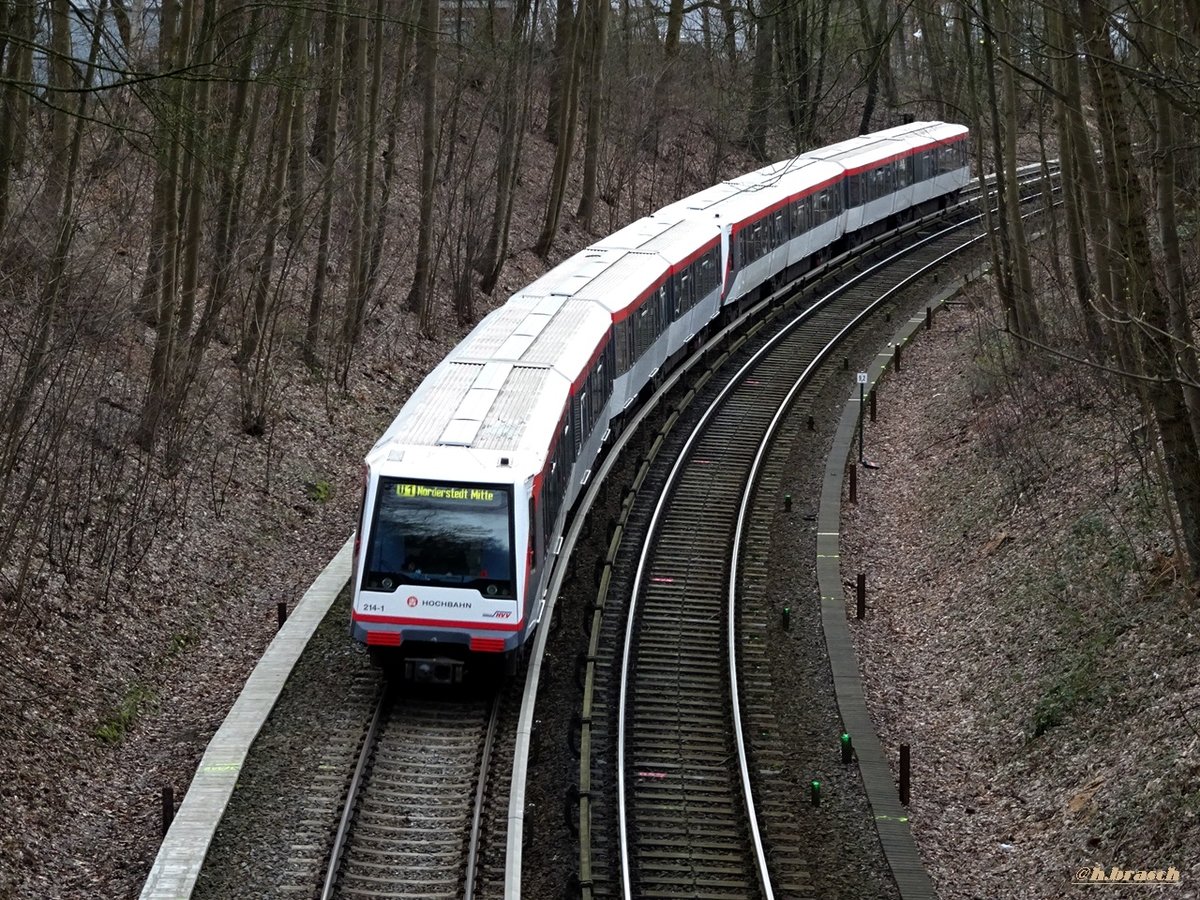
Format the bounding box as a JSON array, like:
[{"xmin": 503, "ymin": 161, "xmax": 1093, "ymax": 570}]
[
  {"xmin": 470, "ymin": 637, "xmax": 507, "ymax": 653},
  {"xmin": 366, "ymin": 630, "xmax": 402, "ymax": 646}
]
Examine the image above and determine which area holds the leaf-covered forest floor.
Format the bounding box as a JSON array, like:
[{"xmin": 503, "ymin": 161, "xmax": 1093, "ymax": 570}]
[{"xmin": 843, "ymin": 279, "xmax": 1200, "ymax": 898}]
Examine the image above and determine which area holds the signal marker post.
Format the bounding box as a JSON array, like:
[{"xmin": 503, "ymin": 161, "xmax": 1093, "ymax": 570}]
[{"xmin": 856, "ymin": 372, "xmax": 867, "ymax": 464}]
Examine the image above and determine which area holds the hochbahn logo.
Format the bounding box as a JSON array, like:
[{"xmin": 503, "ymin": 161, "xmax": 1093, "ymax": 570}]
[{"xmin": 1073, "ymin": 865, "xmax": 1182, "ymax": 885}]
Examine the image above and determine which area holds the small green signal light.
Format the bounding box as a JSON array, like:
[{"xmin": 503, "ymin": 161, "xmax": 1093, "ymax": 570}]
[
  {"xmin": 840, "ymin": 732, "xmax": 852, "ymax": 764},
  {"xmin": 810, "ymin": 780, "xmax": 821, "ymax": 807}
]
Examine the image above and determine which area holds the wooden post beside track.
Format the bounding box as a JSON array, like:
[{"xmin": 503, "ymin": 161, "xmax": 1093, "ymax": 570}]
[{"xmin": 161, "ymin": 787, "xmax": 174, "ymax": 835}]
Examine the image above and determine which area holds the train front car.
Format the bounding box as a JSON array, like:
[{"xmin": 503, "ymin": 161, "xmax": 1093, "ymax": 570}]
[{"xmin": 352, "ymin": 448, "xmax": 530, "ymax": 682}]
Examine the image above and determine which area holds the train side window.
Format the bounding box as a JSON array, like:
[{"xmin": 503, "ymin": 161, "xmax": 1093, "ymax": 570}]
[
  {"xmin": 699, "ymin": 254, "xmax": 714, "ymax": 301},
  {"xmin": 573, "ymin": 391, "xmax": 584, "ymax": 455},
  {"xmin": 529, "ymin": 497, "xmax": 537, "ymax": 571},
  {"xmin": 588, "ymin": 359, "xmax": 603, "ymax": 431},
  {"xmin": 774, "ymin": 210, "xmax": 786, "ymax": 246},
  {"xmin": 636, "ymin": 304, "xmax": 652, "ymax": 358}
]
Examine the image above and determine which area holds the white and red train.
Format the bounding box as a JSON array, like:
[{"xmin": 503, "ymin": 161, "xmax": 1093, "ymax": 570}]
[{"xmin": 350, "ymin": 121, "xmax": 971, "ymax": 678}]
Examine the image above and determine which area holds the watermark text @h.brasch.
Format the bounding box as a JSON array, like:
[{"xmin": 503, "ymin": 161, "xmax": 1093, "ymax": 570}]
[{"xmin": 1073, "ymin": 865, "xmax": 1182, "ymax": 886}]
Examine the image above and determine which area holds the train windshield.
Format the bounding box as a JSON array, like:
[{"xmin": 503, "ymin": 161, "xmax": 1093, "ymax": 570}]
[{"xmin": 362, "ymin": 478, "xmax": 515, "ymax": 599}]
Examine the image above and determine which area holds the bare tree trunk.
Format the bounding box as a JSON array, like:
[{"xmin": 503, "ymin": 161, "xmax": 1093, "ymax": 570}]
[
  {"xmin": 1078, "ymin": 0, "xmax": 1200, "ymax": 577},
  {"xmin": 970, "ymin": 0, "xmax": 1016, "ymax": 329},
  {"xmin": 744, "ymin": 0, "xmax": 775, "ymax": 162},
  {"xmin": 1055, "ymin": 6, "xmax": 1116, "ymax": 339},
  {"xmin": 287, "ymin": 1, "xmax": 312, "ymax": 245},
  {"xmin": 309, "ymin": 3, "xmax": 341, "ymax": 164},
  {"xmin": 1048, "ymin": 2, "xmax": 1103, "ymax": 352},
  {"xmin": 46, "ymin": 0, "xmax": 73, "ymax": 215},
  {"xmin": 175, "ymin": 0, "xmax": 216, "ymax": 341},
  {"xmin": 139, "ymin": 0, "xmax": 196, "ymax": 446},
  {"xmin": 344, "ymin": 0, "xmax": 371, "ymax": 347},
  {"xmin": 3, "ymin": 0, "xmax": 106, "ymax": 467},
  {"xmin": 855, "ymin": 0, "xmax": 891, "ymax": 134},
  {"xmin": 368, "ymin": 0, "xmax": 418, "ymax": 300},
  {"xmin": 0, "ymin": 0, "xmax": 35, "ymax": 231},
  {"xmin": 576, "ymin": 0, "xmax": 608, "ymax": 228},
  {"xmin": 534, "ymin": 0, "xmax": 585, "ymax": 257},
  {"xmin": 1150, "ymin": 6, "xmax": 1200, "ymax": 457},
  {"xmin": 545, "ymin": 0, "xmax": 575, "ymax": 144},
  {"xmin": 304, "ymin": 0, "xmax": 347, "ymax": 362},
  {"xmin": 406, "ymin": 0, "xmax": 440, "ymax": 326},
  {"xmin": 996, "ymin": 0, "xmax": 1042, "ymax": 344},
  {"xmin": 717, "ymin": 0, "xmax": 738, "ymax": 77},
  {"xmin": 238, "ymin": 92, "xmax": 294, "ymax": 432},
  {"xmin": 916, "ymin": 0, "xmax": 951, "ymax": 118},
  {"xmin": 477, "ymin": 0, "xmax": 535, "ymax": 293}
]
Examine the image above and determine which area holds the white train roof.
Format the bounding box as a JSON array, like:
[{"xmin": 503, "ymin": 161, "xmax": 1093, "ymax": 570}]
[
  {"xmin": 806, "ymin": 121, "xmax": 968, "ymax": 174},
  {"xmin": 368, "ymin": 121, "xmax": 970, "ymax": 482},
  {"xmin": 368, "ymin": 290, "xmax": 612, "ymax": 479},
  {"xmin": 593, "ymin": 214, "xmax": 721, "ymax": 269},
  {"xmin": 593, "ymin": 214, "xmax": 681, "ymax": 251},
  {"xmin": 658, "ymin": 155, "xmax": 843, "ymax": 229},
  {"xmin": 640, "ymin": 218, "xmax": 721, "ymax": 266},
  {"xmin": 567, "ymin": 251, "xmax": 670, "ymax": 318}
]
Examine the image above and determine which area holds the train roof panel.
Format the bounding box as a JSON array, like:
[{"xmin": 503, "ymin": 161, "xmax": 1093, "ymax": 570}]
[
  {"xmin": 656, "ymin": 180, "xmax": 744, "ymax": 218},
  {"xmin": 521, "ymin": 248, "xmax": 626, "ymax": 299},
  {"xmin": 472, "ymin": 364, "xmax": 557, "ymax": 451},
  {"xmin": 569, "ymin": 251, "xmax": 669, "ymax": 313},
  {"xmin": 592, "ymin": 215, "xmax": 680, "ymax": 252},
  {"xmin": 742, "ymin": 154, "xmax": 837, "ymax": 187},
  {"xmin": 522, "ymin": 299, "xmax": 611, "ymax": 372},
  {"xmin": 708, "ymin": 163, "xmax": 846, "ymax": 228},
  {"xmin": 640, "ymin": 218, "xmax": 721, "ymax": 265},
  {"xmin": 375, "ymin": 360, "xmax": 482, "ymax": 450},
  {"xmin": 454, "ymin": 294, "xmax": 541, "ymax": 360}
]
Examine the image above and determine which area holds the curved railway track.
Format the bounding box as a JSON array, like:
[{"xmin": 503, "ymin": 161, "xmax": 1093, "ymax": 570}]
[
  {"xmin": 320, "ymin": 689, "xmax": 501, "ymax": 900},
  {"xmin": 593, "ymin": 177, "xmax": 1057, "ymax": 900}
]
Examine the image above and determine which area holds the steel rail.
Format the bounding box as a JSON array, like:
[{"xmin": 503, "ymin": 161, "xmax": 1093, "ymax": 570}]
[
  {"xmin": 615, "ymin": 176, "xmax": 1054, "ymax": 898},
  {"xmin": 319, "ymin": 686, "xmax": 388, "ymax": 900},
  {"xmin": 464, "ymin": 694, "xmax": 502, "ymax": 900}
]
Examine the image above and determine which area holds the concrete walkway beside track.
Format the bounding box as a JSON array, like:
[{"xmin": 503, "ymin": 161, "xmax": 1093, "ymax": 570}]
[
  {"xmin": 816, "ymin": 266, "xmax": 988, "ymax": 900},
  {"xmin": 138, "ymin": 538, "xmax": 354, "ymax": 900}
]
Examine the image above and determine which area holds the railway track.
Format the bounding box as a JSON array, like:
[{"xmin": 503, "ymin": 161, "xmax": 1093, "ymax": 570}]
[
  {"xmin": 320, "ymin": 689, "xmax": 501, "ymax": 900},
  {"xmin": 576, "ymin": 175, "xmax": 1059, "ymax": 900}
]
